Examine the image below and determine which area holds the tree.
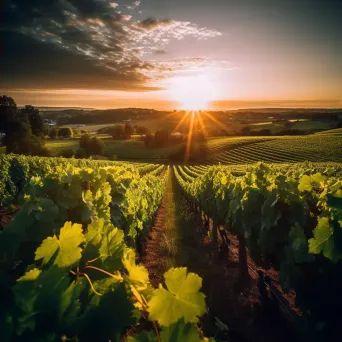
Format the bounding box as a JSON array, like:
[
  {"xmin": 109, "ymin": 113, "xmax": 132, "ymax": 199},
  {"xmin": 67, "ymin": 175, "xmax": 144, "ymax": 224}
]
[
  {"xmin": 21, "ymin": 105, "xmax": 45, "ymax": 136},
  {"xmin": 48, "ymin": 127, "xmax": 58, "ymax": 139},
  {"xmin": 90, "ymin": 137, "xmax": 104, "ymax": 155},
  {"xmin": 79, "ymin": 134, "xmax": 104, "ymax": 157},
  {"xmin": 144, "ymin": 133, "xmax": 154, "ymax": 147},
  {"xmin": 0, "ymin": 95, "xmax": 48, "ymax": 156},
  {"xmin": 136, "ymin": 126, "xmax": 149, "ymax": 136},
  {"xmin": 58, "ymin": 127, "xmax": 73, "ymax": 138},
  {"xmin": 79, "ymin": 133, "xmax": 91, "ymax": 151},
  {"xmin": 75, "ymin": 147, "xmax": 87, "ymax": 159},
  {"xmin": 0, "ymin": 95, "xmax": 17, "ymax": 134},
  {"xmin": 241, "ymin": 127, "xmax": 251, "ymax": 136},
  {"xmin": 60, "ymin": 148, "xmax": 74, "ymax": 158},
  {"xmin": 154, "ymin": 130, "xmax": 170, "ymax": 147},
  {"xmin": 124, "ymin": 122, "xmax": 134, "ymax": 137},
  {"xmin": 108, "ymin": 125, "xmax": 125, "ymax": 139}
]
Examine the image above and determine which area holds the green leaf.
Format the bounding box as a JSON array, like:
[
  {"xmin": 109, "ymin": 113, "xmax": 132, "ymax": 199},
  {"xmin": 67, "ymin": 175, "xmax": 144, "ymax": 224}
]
[
  {"xmin": 79, "ymin": 282, "xmax": 135, "ymax": 341},
  {"xmin": 35, "ymin": 267, "xmax": 69, "ymax": 312},
  {"xmin": 123, "ymin": 248, "xmax": 150, "ymax": 292},
  {"xmin": 34, "ymin": 198, "xmax": 59, "ymax": 223},
  {"xmin": 12, "ymin": 270, "xmax": 40, "ymax": 335},
  {"xmin": 99, "ymin": 225, "xmax": 124, "ymax": 261},
  {"xmin": 35, "ymin": 221, "xmax": 85, "ymax": 268},
  {"xmin": 308, "ymin": 217, "xmax": 334, "ymax": 260},
  {"xmin": 85, "ymin": 218, "xmax": 104, "ymax": 246},
  {"xmin": 288, "ymin": 224, "xmax": 313, "ymax": 263},
  {"xmin": 17, "ymin": 268, "xmax": 41, "ymax": 282},
  {"xmin": 59, "ymin": 280, "xmax": 84, "ymax": 329},
  {"xmin": 160, "ymin": 320, "xmax": 202, "ymax": 342},
  {"xmin": 128, "ymin": 331, "xmax": 157, "ymax": 342},
  {"xmin": 148, "ymin": 267, "xmax": 206, "ymax": 326},
  {"xmin": 298, "ymin": 175, "xmax": 312, "ymax": 192}
]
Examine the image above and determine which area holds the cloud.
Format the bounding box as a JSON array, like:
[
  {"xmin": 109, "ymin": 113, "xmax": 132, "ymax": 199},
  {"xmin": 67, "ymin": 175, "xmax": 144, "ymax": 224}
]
[
  {"xmin": 136, "ymin": 18, "xmax": 174, "ymax": 30},
  {"xmin": 155, "ymin": 49, "xmax": 167, "ymax": 55},
  {"xmin": 2, "ymin": 0, "xmax": 223, "ymax": 91},
  {"xmin": 142, "ymin": 58, "xmax": 238, "ymax": 82},
  {"xmin": 126, "ymin": 1, "xmax": 141, "ymax": 10}
]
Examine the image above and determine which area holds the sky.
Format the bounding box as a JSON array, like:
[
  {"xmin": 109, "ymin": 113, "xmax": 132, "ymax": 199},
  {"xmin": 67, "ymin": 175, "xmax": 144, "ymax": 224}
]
[{"xmin": 1, "ymin": 0, "xmax": 342, "ymax": 109}]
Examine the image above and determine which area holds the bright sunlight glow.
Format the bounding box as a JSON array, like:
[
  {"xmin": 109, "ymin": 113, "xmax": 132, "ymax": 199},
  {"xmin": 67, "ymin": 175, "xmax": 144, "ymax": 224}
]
[{"xmin": 168, "ymin": 75, "xmax": 217, "ymax": 110}]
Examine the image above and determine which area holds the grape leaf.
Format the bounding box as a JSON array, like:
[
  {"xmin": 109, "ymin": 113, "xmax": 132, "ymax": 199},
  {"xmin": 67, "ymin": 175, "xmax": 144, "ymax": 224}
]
[
  {"xmin": 79, "ymin": 282, "xmax": 135, "ymax": 342},
  {"xmin": 17, "ymin": 268, "xmax": 41, "ymax": 282},
  {"xmin": 123, "ymin": 248, "xmax": 150, "ymax": 292},
  {"xmin": 85, "ymin": 218, "xmax": 104, "ymax": 246},
  {"xmin": 288, "ymin": 224, "xmax": 313, "ymax": 263},
  {"xmin": 59, "ymin": 280, "xmax": 84, "ymax": 329},
  {"xmin": 308, "ymin": 217, "xmax": 335, "ymax": 260},
  {"xmin": 128, "ymin": 331, "xmax": 157, "ymax": 342},
  {"xmin": 99, "ymin": 224, "xmax": 124, "ymax": 270},
  {"xmin": 13, "ymin": 269, "xmax": 41, "ymax": 335},
  {"xmin": 160, "ymin": 320, "xmax": 202, "ymax": 342},
  {"xmin": 34, "ymin": 198, "xmax": 59, "ymax": 223},
  {"xmin": 35, "ymin": 221, "xmax": 84, "ymax": 268},
  {"xmin": 298, "ymin": 175, "xmax": 312, "ymax": 192},
  {"xmin": 148, "ymin": 267, "xmax": 206, "ymax": 326}
]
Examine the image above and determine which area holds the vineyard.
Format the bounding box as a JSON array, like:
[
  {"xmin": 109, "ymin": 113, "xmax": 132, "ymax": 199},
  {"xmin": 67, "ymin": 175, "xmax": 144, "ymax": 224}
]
[
  {"xmin": 193, "ymin": 135, "xmax": 342, "ymax": 164},
  {"xmin": 174, "ymin": 162, "xmax": 342, "ymax": 340},
  {"xmin": 0, "ymin": 153, "xmax": 342, "ymax": 341},
  {"xmin": 0, "ymin": 155, "xmax": 215, "ymax": 342}
]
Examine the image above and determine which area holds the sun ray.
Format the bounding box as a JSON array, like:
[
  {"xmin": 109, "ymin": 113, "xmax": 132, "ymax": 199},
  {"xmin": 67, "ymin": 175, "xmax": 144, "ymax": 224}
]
[
  {"xmin": 196, "ymin": 111, "xmax": 208, "ymax": 137},
  {"xmin": 174, "ymin": 110, "xmax": 190, "ymax": 132},
  {"xmin": 185, "ymin": 111, "xmax": 195, "ymax": 162},
  {"xmin": 201, "ymin": 110, "xmax": 230, "ymax": 132}
]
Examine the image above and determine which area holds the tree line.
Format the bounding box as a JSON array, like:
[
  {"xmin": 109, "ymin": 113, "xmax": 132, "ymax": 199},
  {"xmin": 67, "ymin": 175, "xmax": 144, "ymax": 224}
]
[{"xmin": 0, "ymin": 96, "xmax": 48, "ymax": 155}]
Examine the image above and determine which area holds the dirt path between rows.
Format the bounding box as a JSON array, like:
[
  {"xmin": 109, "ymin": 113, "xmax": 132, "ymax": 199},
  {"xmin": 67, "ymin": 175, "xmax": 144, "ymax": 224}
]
[{"xmin": 141, "ymin": 170, "xmax": 297, "ymax": 341}]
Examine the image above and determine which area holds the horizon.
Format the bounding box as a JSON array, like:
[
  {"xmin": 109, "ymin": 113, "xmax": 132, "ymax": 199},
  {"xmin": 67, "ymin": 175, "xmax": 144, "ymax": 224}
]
[
  {"xmin": 1, "ymin": 1, "xmax": 342, "ymax": 109},
  {"xmin": 14, "ymin": 100, "xmax": 342, "ymax": 111}
]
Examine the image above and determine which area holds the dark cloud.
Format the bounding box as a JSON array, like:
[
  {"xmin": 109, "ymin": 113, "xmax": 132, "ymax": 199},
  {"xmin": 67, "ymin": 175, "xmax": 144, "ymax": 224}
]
[
  {"xmin": 155, "ymin": 49, "xmax": 167, "ymax": 55},
  {"xmin": 1, "ymin": 0, "xmax": 150, "ymax": 90},
  {"xmin": 0, "ymin": 31, "xmax": 156, "ymax": 91},
  {"xmin": 136, "ymin": 17, "xmax": 174, "ymax": 30},
  {"xmin": 1, "ymin": 0, "xmax": 221, "ymax": 90}
]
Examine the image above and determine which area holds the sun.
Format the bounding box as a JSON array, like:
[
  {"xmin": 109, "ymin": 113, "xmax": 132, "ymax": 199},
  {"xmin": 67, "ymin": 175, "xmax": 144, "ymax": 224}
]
[{"xmin": 168, "ymin": 75, "xmax": 217, "ymax": 110}]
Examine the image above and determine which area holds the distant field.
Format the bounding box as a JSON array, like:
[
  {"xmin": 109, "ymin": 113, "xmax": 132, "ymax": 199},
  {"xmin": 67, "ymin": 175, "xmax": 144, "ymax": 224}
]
[
  {"xmin": 103, "ymin": 140, "xmax": 182, "ymax": 159},
  {"xmin": 315, "ymin": 128, "xmax": 342, "ymax": 136},
  {"xmin": 45, "ymin": 139, "xmax": 79, "ymax": 155},
  {"xmin": 45, "ymin": 138, "xmax": 183, "ymax": 159},
  {"xmin": 60, "ymin": 123, "xmax": 115, "ymax": 132},
  {"xmin": 41, "ymin": 132, "xmax": 342, "ymax": 163},
  {"xmin": 249, "ymin": 122, "xmax": 284, "ymax": 133},
  {"xmin": 195, "ymin": 135, "xmax": 342, "ymax": 164},
  {"xmin": 249, "ymin": 119, "xmax": 336, "ymax": 133},
  {"xmin": 291, "ymin": 120, "xmax": 335, "ymax": 131}
]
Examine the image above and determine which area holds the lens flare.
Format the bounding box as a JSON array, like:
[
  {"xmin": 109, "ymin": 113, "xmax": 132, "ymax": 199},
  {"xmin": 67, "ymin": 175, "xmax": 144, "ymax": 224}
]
[{"xmin": 168, "ymin": 75, "xmax": 217, "ymax": 110}]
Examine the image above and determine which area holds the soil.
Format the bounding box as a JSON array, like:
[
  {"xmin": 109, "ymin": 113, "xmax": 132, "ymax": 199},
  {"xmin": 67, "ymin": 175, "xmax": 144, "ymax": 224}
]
[
  {"xmin": 0, "ymin": 205, "xmax": 19, "ymax": 230},
  {"xmin": 141, "ymin": 170, "xmax": 299, "ymax": 341}
]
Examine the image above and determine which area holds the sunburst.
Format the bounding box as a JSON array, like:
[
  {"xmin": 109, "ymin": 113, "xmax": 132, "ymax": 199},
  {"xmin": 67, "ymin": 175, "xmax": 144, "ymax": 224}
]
[{"xmin": 173, "ymin": 110, "xmax": 229, "ymax": 162}]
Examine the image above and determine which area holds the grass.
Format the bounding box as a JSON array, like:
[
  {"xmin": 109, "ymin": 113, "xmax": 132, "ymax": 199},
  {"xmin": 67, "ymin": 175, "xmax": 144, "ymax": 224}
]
[
  {"xmin": 60, "ymin": 124, "xmax": 115, "ymax": 132},
  {"xmin": 45, "ymin": 138, "xmax": 183, "ymax": 159},
  {"xmin": 315, "ymin": 128, "xmax": 342, "ymax": 135},
  {"xmin": 45, "ymin": 139, "xmax": 79, "ymax": 156},
  {"xmin": 249, "ymin": 122, "xmax": 285, "ymax": 133},
  {"xmin": 291, "ymin": 120, "xmax": 335, "ymax": 131},
  {"xmin": 104, "ymin": 140, "xmax": 182, "ymax": 160},
  {"xmin": 249, "ymin": 119, "xmax": 336, "ymax": 133}
]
